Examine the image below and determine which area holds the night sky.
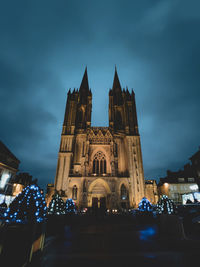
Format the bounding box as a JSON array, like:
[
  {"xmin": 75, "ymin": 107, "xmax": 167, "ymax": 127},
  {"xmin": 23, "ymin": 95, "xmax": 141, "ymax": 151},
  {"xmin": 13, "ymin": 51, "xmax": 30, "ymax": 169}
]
[{"xmin": 1, "ymin": 1, "xmax": 200, "ymax": 190}]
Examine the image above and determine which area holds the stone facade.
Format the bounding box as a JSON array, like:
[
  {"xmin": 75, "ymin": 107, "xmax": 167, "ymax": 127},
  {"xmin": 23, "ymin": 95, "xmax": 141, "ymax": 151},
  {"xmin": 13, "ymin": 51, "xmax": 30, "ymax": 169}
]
[
  {"xmin": 158, "ymin": 177, "xmax": 199, "ymax": 204},
  {"xmin": 0, "ymin": 140, "xmax": 20, "ymax": 194},
  {"xmin": 145, "ymin": 179, "xmax": 158, "ymax": 205},
  {"xmin": 54, "ymin": 68, "xmax": 145, "ymax": 209},
  {"xmin": 45, "ymin": 183, "xmax": 55, "ymax": 207},
  {"xmin": 190, "ymin": 148, "xmax": 200, "ymax": 188}
]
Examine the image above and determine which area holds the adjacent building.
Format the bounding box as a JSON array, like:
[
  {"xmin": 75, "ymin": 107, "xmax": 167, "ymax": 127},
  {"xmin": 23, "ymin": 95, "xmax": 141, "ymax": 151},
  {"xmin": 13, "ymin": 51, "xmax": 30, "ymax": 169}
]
[
  {"xmin": 158, "ymin": 176, "xmax": 199, "ymax": 204},
  {"xmin": 54, "ymin": 68, "xmax": 145, "ymax": 210},
  {"xmin": 145, "ymin": 179, "xmax": 158, "ymax": 205},
  {"xmin": 0, "ymin": 141, "xmax": 20, "ymax": 193},
  {"xmin": 45, "ymin": 183, "xmax": 55, "ymax": 207},
  {"xmin": 190, "ymin": 148, "xmax": 200, "ymax": 187},
  {"xmin": 11, "ymin": 172, "xmax": 38, "ymax": 196},
  {"xmin": 0, "ymin": 140, "xmax": 20, "ymax": 204}
]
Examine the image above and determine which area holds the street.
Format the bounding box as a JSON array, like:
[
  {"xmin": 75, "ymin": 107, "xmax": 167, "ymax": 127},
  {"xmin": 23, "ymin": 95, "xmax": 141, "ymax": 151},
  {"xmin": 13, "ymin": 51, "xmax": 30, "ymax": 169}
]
[{"xmin": 32, "ymin": 215, "xmax": 200, "ymax": 267}]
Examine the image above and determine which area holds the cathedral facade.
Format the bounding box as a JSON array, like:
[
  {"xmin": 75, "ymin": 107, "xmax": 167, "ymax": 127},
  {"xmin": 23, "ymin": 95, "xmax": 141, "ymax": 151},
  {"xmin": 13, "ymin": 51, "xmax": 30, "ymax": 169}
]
[{"xmin": 54, "ymin": 68, "xmax": 145, "ymax": 210}]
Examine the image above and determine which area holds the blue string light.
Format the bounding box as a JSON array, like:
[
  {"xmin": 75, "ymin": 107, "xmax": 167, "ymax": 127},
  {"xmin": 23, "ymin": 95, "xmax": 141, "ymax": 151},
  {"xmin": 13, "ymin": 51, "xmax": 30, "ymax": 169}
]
[
  {"xmin": 138, "ymin": 197, "xmax": 152, "ymax": 212},
  {"xmin": 4, "ymin": 185, "xmax": 47, "ymax": 224},
  {"xmin": 65, "ymin": 198, "xmax": 77, "ymax": 214}
]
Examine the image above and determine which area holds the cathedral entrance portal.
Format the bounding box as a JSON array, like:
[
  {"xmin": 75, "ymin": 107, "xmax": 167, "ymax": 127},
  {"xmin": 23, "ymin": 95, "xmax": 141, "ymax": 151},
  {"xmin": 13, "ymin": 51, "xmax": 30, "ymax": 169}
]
[{"xmin": 88, "ymin": 179, "xmax": 111, "ymax": 209}]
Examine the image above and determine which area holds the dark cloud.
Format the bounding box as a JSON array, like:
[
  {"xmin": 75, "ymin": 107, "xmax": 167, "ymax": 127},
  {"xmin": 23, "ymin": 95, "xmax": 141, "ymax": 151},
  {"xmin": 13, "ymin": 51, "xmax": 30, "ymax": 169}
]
[{"xmin": 0, "ymin": 0, "xmax": 200, "ymax": 189}]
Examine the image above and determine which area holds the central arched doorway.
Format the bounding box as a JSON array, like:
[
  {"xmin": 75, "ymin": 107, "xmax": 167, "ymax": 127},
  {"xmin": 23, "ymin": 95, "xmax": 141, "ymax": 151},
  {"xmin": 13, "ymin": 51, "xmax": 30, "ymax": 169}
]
[{"xmin": 88, "ymin": 178, "xmax": 111, "ymax": 209}]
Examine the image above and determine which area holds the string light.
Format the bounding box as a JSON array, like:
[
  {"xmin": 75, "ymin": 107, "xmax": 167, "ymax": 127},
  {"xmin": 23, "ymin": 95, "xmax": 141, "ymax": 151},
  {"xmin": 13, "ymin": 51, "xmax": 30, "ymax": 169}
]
[
  {"xmin": 138, "ymin": 197, "xmax": 152, "ymax": 212},
  {"xmin": 65, "ymin": 198, "xmax": 77, "ymax": 214},
  {"xmin": 48, "ymin": 193, "xmax": 66, "ymax": 215},
  {"xmin": 156, "ymin": 195, "xmax": 175, "ymax": 214},
  {"xmin": 3, "ymin": 185, "xmax": 47, "ymax": 224}
]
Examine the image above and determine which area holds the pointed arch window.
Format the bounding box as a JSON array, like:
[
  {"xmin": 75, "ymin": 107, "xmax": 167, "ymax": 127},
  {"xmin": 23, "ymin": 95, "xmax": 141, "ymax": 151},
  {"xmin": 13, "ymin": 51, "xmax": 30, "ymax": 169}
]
[
  {"xmin": 72, "ymin": 185, "xmax": 77, "ymax": 200},
  {"xmin": 121, "ymin": 184, "xmax": 128, "ymax": 200},
  {"xmin": 92, "ymin": 151, "xmax": 107, "ymax": 175}
]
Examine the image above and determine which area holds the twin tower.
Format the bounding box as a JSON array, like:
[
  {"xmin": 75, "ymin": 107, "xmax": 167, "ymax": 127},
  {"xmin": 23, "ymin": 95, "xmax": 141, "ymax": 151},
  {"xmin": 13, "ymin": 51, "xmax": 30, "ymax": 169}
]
[{"xmin": 54, "ymin": 68, "xmax": 145, "ymax": 209}]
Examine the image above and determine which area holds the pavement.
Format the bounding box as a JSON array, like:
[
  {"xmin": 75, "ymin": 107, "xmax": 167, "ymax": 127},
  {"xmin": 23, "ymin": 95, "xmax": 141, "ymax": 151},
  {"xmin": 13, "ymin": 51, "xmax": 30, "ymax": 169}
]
[{"xmin": 31, "ymin": 215, "xmax": 200, "ymax": 267}]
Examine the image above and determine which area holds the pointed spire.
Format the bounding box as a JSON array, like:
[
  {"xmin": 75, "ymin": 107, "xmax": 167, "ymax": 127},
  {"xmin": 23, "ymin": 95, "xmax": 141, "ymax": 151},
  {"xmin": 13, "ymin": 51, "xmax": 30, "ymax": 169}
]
[
  {"xmin": 112, "ymin": 66, "xmax": 122, "ymax": 91},
  {"xmin": 80, "ymin": 67, "xmax": 89, "ymax": 93}
]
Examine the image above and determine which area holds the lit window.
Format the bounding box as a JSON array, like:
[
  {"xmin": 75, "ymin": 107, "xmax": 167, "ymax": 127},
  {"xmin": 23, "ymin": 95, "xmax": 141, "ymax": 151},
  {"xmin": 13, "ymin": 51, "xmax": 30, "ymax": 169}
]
[
  {"xmin": 92, "ymin": 151, "xmax": 107, "ymax": 175},
  {"xmin": 188, "ymin": 178, "xmax": 195, "ymax": 182},
  {"xmin": 0, "ymin": 172, "xmax": 10, "ymax": 189},
  {"xmin": 190, "ymin": 184, "xmax": 198, "ymax": 191}
]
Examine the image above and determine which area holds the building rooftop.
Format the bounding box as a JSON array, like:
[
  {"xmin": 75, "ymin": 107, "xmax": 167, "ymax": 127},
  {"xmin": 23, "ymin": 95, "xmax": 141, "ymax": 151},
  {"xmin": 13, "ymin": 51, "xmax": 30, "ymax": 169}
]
[
  {"xmin": 158, "ymin": 177, "xmax": 197, "ymax": 186},
  {"xmin": 0, "ymin": 141, "xmax": 20, "ymax": 170},
  {"xmin": 190, "ymin": 148, "xmax": 200, "ymax": 161}
]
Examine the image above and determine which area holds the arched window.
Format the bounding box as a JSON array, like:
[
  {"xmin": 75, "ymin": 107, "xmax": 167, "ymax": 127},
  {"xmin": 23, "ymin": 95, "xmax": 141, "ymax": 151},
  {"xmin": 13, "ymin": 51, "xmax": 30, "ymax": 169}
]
[
  {"xmin": 121, "ymin": 184, "xmax": 127, "ymax": 200},
  {"xmin": 72, "ymin": 185, "xmax": 77, "ymax": 200},
  {"xmin": 92, "ymin": 151, "xmax": 107, "ymax": 175}
]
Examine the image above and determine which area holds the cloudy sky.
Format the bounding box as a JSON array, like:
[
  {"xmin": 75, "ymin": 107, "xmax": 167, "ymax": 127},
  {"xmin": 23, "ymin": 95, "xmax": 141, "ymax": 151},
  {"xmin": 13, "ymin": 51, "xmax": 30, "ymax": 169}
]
[{"xmin": 0, "ymin": 0, "xmax": 200, "ymax": 190}]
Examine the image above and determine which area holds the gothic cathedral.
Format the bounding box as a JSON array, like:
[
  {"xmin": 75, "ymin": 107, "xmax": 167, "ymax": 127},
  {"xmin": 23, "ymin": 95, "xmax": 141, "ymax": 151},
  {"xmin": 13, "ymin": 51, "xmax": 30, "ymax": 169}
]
[{"xmin": 54, "ymin": 68, "xmax": 145, "ymax": 210}]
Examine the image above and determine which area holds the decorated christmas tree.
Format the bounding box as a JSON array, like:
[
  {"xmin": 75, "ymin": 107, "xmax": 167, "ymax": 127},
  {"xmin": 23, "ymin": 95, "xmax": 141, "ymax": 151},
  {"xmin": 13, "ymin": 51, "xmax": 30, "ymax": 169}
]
[
  {"xmin": 4, "ymin": 184, "xmax": 47, "ymax": 223},
  {"xmin": 48, "ymin": 193, "xmax": 66, "ymax": 215},
  {"xmin": 65, "ymin": 198, "xmax": 77, "ymax": 213},
  {"xmin": 138, "ymin": 197, "xmax": 152, "ymax": 212},
  {"xmin": 157, "ymin": 195, "xmax": 175, "ymax": 214}
]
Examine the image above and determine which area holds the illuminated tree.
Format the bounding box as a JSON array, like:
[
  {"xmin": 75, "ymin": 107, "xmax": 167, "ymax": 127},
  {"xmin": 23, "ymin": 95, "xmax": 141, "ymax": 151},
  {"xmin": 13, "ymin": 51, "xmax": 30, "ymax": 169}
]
[
  {"xmin": 65, "ymin": 198, "xmax": 77, "ymax": 213},
  {"xmin": 157, "ymin": 195, "xmax": 175, "ymax": 214},
  {"xmin": 48, "ymin": 193, "xmax": 66, "ymax": 215},
  {"xmin": 4, "ymin": 185, "xmax": 47, "ymax": 223},
  {"xmin": 138, "ymin": 197, "xmax": 152, "ymax": 212}
]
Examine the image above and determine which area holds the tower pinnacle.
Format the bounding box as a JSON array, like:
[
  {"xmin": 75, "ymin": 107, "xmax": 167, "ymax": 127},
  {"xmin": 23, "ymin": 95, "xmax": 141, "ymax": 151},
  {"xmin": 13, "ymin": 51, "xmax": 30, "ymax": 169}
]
[
  {"xmin": 80, "ymin": 67, "xmax": 89, "ymax": 93},
  {"xmin": 112, "ymin": 66, "xmax": 121, "ymax": 91}
]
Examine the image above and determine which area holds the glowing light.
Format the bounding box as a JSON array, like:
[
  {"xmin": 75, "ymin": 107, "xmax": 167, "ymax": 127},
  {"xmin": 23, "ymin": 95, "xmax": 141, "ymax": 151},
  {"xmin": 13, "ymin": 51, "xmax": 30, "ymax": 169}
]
[
  {"xmin": 190, "ymin": 185, "xmax": 198, "ymax": 190},
  {"xmin": 139, "ymin": 226, "xmax": 157, "ymax": 241},
  {"xmin": 138, "ymin": 197, "xmax": 152, "ymax": 212},
  {"xmin": 66, "ymin": 198, "xmax": 77, "ymax": 214},
  {"xmin": 0, "ymin": 173, "xmax": 10, "ymax": 189},
  {"xmin": 48, "ymin": 193, "xmax": 66, "ymax": 215},
  {"xmin": 156, "ymin": 195, "xmax": 175, "ymax": 214},
  {"xmin": 4, "ymin": 185, "xmax": 47, "ymax": 224}
]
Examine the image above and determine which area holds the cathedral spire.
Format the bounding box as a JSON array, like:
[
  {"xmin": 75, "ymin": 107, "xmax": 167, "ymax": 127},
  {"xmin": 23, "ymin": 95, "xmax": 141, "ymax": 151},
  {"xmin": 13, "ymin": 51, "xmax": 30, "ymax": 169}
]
[
  {"xmin": 112, "ymin": 66, "xmax": 122, "ymax": 91},
  {"xmin": 80, "ymin": 67, "xmax": 89, "ymax": 93}
]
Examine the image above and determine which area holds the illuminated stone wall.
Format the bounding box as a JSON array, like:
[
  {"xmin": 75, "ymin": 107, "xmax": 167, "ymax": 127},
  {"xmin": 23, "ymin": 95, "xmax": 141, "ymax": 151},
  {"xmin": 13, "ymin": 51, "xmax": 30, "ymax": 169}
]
[
  {"xmin": 145, "ymin": 179, "xmax": 158, "ymax": 204},
  {"xmin": 54, "ymin": 69, "xmax": 145, "ymax": 209},
  {"xmin": 158, "ymin": 182, "xmax": 199, "ymax": 204}
]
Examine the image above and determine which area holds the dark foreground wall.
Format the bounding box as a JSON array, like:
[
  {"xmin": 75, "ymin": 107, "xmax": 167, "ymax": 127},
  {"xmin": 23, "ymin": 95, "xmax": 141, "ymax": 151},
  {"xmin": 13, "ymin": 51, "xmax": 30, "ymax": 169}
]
[{"xmin": 0, "ymin": 222, "xmax": 45, "ymax": 267}]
